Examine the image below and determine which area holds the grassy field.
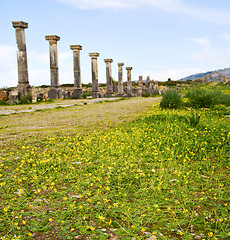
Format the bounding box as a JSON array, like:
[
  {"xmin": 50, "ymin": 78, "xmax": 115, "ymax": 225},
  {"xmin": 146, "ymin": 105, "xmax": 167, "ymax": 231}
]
[{"xmin": 0, "ymin": 97, "xmax": 229, "ymax": 239}]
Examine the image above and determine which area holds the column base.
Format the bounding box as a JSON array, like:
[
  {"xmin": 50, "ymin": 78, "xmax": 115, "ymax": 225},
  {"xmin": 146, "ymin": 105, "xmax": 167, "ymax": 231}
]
[
  {"xmin": 72, "ymin": 88, "xmax": 82, "ymax": 99},
  {"xmin": 92, "ymin": 91, "xmax": 99, "ymax": 98},
  {"xmin": 17, "ymin": 84, "xmax": 31, "ymax": 98},
  {"xmin": 105, "ymin": 93, "xmax": 114, "ymax": 97},
  {"xmin": 48, "ymin": 88, "xmax": 59, "ymax": 99}
]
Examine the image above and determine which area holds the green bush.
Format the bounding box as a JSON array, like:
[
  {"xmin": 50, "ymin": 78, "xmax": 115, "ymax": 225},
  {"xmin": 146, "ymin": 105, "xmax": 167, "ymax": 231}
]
[
  {"xmin": 0, "ymin": 100, "xmax": 9, "ymax": 106},
  {"xmin": 185, "ymin": 88, "xmax": 223, "ymax": 108},
  {"xmin": 160, "ymin": 89, "xmax": 182, "ymax": 109},
  {"xmin": 19, "ymin": 94, "xmax": 32, "ymax": 104},
  {"xmin": 221, "ymin": 94, "xmax": 230, "ymax": 107},
  {"xmin": 81, "ymin": 91, "xmax": 91, "ymax": 99}
]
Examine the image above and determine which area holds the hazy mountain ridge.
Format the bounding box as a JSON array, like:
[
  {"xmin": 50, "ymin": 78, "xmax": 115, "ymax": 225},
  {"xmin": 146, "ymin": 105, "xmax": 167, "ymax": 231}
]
[{"xmin": 180, "ymin": 68, "xmax": 230, "ymax": 81}]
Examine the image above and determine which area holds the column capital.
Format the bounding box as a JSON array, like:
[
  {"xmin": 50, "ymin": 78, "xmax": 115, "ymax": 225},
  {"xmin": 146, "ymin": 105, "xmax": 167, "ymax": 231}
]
[
  {"xmin": 126, "ymin": 67, "xmax": 132, "ymax": 70},
  {"xmin": 70, "ymin": 45, "xmax": 82, "ymax": 51},
  {"xmin": 45, "ymin": 35, "xmax": 60, "ymax": 42},
  {"xmin": 12, "ymin": 21, "xmax": 28, "ymax": 29},
  {"xmin": 118, "ymin": 63, "xmax": 124, "ymax": 67},
  {"xmin": 104, "ymin": 59, "xmax": 113, "ymax": 63},
  {"xmin": 89, "ymin": 53, "xmax": 99, "ymax": 59}
]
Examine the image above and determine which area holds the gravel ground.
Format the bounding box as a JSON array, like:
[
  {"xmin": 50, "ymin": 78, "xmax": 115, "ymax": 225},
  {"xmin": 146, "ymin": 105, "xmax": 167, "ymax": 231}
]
[{"xmin": 0, "ymin": 97, "xmax": 161, "ymax": 148}]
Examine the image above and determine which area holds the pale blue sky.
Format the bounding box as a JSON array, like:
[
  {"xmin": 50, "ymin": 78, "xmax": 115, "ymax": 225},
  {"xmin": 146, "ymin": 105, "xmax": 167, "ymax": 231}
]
[{"xmin": 1, "ymin": 0, "xmax": 230, "ymax": 87}]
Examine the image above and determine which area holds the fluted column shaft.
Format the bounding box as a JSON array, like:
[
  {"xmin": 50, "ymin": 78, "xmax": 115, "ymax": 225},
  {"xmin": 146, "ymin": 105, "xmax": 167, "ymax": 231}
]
[
  {"xmin": 45, "ymin": 35, "xmax": 60, "ymax": 88},
  {"xmin": 70, "ymin": 45, "xmax": 82, "ymax": 89},
  {"xmin": 12, "ymin": 21, "xmax": 30, "ymax": 95},
  {"xmin": 118, "ymin": 63, "xmax": 124, "ymax": 96},
  {"xmin": 104, "ymin": 59, "xmax": 113, "ymax": 96},
  {"xmin": 126, "ymin": 67, "xmax": 132, "ymax": 97},
  {"xmin": 89, "ymin": 53, "xmax": 100, "ymax": 98}
]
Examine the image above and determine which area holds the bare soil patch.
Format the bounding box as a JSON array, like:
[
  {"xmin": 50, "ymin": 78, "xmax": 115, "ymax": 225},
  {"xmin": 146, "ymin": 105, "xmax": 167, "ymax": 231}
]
[{"xmin": 0, "ymin": 97, "xmax": 160, "ymax": 148}]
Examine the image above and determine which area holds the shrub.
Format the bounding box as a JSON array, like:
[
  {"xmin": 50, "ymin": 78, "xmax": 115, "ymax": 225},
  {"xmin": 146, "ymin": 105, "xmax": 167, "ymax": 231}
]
[
  {"xmin": 221, "ymin": 94, "xmax": 230, "ymax": 107},
  {"xmin": 160, "ymin": 89, "xmax": 182, "ymax": 109},
  {"xmin": 81, "ymin": 91, "xmax": 91, "ymax": 99},
  {"xmin": 185, "ymin": 88, "xmax": 224, "ymax": 109},
  {"xmin": 19, "ymin": 94, "xmax": 32, "ymax": 104}
]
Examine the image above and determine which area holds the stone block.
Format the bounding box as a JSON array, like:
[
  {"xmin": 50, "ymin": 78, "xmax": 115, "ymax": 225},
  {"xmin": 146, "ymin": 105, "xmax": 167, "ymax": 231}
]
[
  {"xmin": 37, "ymin": 93, "xmax": 44, "ymax": 100},
  {"xmin": 92, "ymin": 92, "xmax": 99, "ymax": 98},
  {"xmin": 137, "ymin": 87, "xmax": 143, "ymax": 97},
  {"xmin": 8, "ymin": 91, "xmax": 19, "ymax": 103},
  {"xmin": 99, "ymin": 92, "xmax": 105, "ymax": 98},
  {"xmin": 72, "ymin": 89, "xmax": 82, "ymax": 99},
  {"xmin": 48, "ymin": 88, "xmax": 58, "ymax": 99},
  {"xmin": 62, "ymin": 90, "xmax": 70, "ymax": 99},
  {"xmin": 58, "ymin": 89, "xmax": 63, "ymax": 99}
]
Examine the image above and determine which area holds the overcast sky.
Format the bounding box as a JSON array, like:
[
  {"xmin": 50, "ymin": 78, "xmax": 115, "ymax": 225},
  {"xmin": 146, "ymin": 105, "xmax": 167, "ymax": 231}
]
[{"xmin": 1, "ymin": 0, "xmax": 230, "ymax": 88}]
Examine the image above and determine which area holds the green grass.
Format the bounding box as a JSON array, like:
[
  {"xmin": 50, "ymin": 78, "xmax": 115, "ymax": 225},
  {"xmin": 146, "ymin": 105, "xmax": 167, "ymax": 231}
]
[{"xmin": 0, "ymin": 107, "xmax": 229, "ymax": 239}]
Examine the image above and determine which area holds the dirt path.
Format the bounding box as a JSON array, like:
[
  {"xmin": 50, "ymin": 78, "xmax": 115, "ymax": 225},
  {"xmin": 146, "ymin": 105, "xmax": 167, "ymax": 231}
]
[{"xmin": 0, "ymin": 97, "xmax": 161, "ymax": 148}]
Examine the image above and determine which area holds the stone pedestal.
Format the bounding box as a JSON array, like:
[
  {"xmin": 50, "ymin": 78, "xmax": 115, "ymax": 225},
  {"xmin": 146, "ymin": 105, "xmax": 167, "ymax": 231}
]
[
  {"xmin": 12, "ymin": 21, "xmax": 30, "ymax": 97},
  {"xmin": 118, "ymin": 63, "xmax": 124, "ymax": 96},
  {"xmin": 89, "ymin": 53, "xmax": 100, "ymax": 98},
  {"xmin": 72, "ymin": 89, "xmax": 82, "ymax": 99},
  {"xmin": 70, "ymin": 45, "xmax": 82, "ymax": 99},
  {"xmin": 48, "ymin": 88, "xmax": 59, "ymax": 99},
  {"xmin": 45, "ymin": 35, "xmax": 60, "ymax": 88},
  {"xmin": 126, "ymin": 67, "xmax": 133, "ymax": 97},
  {"xmin": 104, "ymin": 59, "xmax": 113, "ymax": 96}
]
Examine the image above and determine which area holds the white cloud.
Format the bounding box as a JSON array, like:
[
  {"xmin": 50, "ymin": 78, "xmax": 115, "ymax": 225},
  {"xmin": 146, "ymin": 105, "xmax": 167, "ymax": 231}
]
[
  {"xmin": 55, "ymin": 0, "xmax": 230, "ymax": 24},
  {"xmin": 188, "ymin": 37, "xmax": 211, "ymax": 48},
  {"xmin": 186, "ymin": 35, "xmax": 230, "ymax": 69}
]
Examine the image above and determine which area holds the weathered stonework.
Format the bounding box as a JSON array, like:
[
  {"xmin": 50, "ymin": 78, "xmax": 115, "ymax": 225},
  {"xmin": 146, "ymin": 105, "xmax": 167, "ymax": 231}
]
[
  {"xmin": 45, "ymin": 35, "xmax": 60, "ymax": 88},
  {"xmin": 126, "ymin": 67, "xmax": 132, "ymax": 97},
  {"xmin": 48, "ymin": 88, "xmax": 59, "ymax": 99},
  {"xmin": 137, "ymin": 75, "xmax": 143, "ymax": 97},
  {"xmin": 0, "ymin": 91, "xmax": 7, "ymax": 101},
  {"xmin": 118, "ymin": 63, "xmax": 124, "ymax": 96},
  {"xmin": 104, "ymin": 59, "xmax": 113, "ymax": 96},
  {"xmin": 89, "ymin": 53, "xmax": 100, "ymax": 98},
  {"xmin": 70, "ymin": 45, "xmax": 82, "ymax": 98},
  {"xmin": 12, "ymin": 21, "xmax": 30, "ymax": 97},
  {"xmin": 8, "ymin": 91, "xmax": 19, "ymax": 104},
  {"xmin": 46, "ymin": 35, "xmax": 60, "ymax": 99}
]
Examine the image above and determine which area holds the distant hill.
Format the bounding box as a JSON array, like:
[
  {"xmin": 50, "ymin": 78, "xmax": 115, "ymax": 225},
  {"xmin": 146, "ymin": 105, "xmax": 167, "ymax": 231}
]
[{"xmin": 180, "ymin": 68, "xmax": 230, "ymax": 81}]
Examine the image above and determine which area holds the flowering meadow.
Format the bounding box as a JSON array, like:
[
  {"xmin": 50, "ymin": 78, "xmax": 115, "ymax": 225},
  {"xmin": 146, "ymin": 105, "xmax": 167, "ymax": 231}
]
[{"xmin": 0, "ymin": 106, "xmax": 229, "ymax": 239}]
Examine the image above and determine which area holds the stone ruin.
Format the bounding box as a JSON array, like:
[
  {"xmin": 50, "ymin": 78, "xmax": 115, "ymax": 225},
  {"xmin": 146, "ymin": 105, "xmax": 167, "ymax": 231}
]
[{"xmin": 2, "ymin": 20, "xmax": 186, "ymax": 103}]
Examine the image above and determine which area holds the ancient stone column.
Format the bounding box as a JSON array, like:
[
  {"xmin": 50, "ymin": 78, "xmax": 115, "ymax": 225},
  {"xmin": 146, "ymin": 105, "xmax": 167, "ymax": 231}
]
[
  {"xmin": 12, "ymin": 21, "xmax": 30, "ymax": 97},
  {"xmin": 45, "ymin": 35, "xmax": 60, "ymax": 88},
  {"xmin": 70, "ymin": 45, "xmax": 82, "ymax": 98},
  {"xmin": 89, "ymin": 53, "xmax": 100, "ymax": 98},
  {"xmin": 104, "ymin": 59, "xmax": 113, "ymax": 96},
  {"xmin": 146, "ymin": 76, "xmax": 150, "ymax": 88},
  {"xmin": 137, "ymin": 75, "xmax": 143, "ymax": 97},
  {"xmin": 45, "ymin": 35, "xmax": 60, "ymax": 99},
  {"xmin": 126, "ymin": 67, "xmax": 133, "ymax": 97},
  {"xmin": 118, "ymin": 63, "xmax": 124, "ymax": 96}
]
